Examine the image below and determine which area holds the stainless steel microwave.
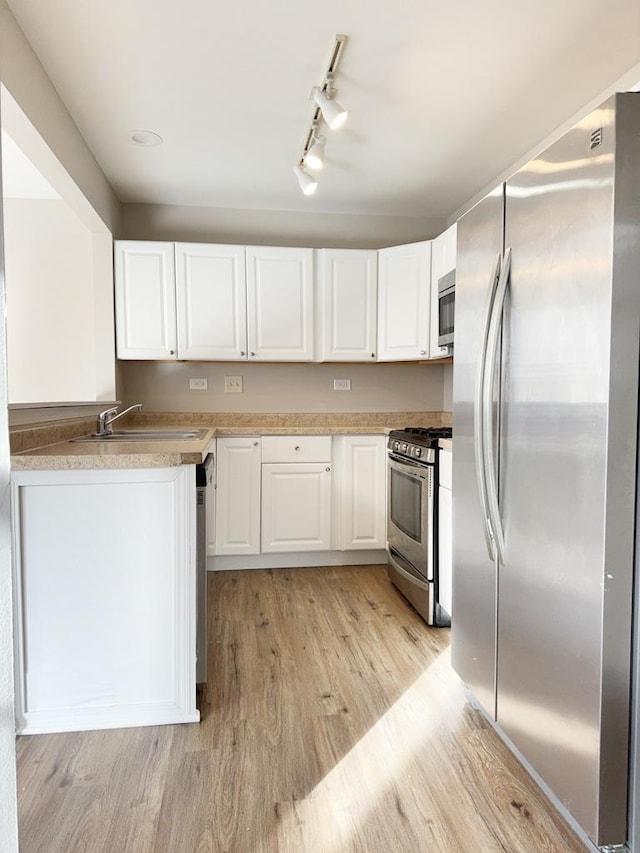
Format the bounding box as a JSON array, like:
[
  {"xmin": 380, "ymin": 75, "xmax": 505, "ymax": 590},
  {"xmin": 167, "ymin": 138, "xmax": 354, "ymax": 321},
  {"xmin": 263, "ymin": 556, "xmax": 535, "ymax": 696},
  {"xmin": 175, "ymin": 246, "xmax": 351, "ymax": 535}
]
[{"xmin": 437, "ymin": 269, "xmax": 455, "ymax": 348}]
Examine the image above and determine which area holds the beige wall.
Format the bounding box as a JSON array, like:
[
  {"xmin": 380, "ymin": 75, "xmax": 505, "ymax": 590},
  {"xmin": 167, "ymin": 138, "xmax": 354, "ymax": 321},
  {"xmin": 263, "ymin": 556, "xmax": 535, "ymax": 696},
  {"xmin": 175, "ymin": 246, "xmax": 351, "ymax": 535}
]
[
  {"xmin": 4, "ymin": 198, "xmax": 106, "ymax": 403},
  {"xmin": 0, "ymin": 0, "xmax": 120, "ymax": 233},
  {"xmin": 119, "ymin": 360, "xmax": 446, "ymax": 414},
  {"xmin": 442, "ymin": 363, "xmax": 453, "ymax": 413},
  {"xmin": 120, "ymin": 203, "xmax": 446, "ymax": 249}
]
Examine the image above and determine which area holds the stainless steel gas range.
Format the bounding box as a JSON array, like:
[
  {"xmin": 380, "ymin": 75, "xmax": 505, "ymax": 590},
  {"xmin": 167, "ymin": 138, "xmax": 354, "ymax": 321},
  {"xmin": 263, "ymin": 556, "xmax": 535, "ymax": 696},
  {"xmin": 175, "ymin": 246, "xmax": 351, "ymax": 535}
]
[{"xmin": 387, "ymin": 426, "xmax": 452, "ymax": 627}]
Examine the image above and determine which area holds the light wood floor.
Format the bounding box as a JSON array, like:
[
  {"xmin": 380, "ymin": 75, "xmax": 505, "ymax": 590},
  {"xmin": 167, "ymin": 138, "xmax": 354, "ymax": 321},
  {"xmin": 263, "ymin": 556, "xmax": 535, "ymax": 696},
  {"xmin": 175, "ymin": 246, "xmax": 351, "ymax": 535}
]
[{"xmin": 17, "ymin": 565, "xmax": 589, "ymax": 853}]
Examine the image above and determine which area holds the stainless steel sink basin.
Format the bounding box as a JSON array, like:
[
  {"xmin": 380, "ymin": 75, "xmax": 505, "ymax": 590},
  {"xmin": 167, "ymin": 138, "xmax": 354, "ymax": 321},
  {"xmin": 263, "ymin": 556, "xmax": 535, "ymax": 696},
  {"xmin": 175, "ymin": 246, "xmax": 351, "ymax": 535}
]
[{"xmin": 72, "ymin": 429, "xmax": 209, "ymax": 442}]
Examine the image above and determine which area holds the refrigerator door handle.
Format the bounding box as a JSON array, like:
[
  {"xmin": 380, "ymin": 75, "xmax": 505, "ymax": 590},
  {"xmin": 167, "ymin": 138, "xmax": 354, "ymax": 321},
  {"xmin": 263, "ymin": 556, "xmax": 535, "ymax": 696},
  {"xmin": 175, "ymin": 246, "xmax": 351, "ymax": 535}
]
[
  {"xmin": 482, "ymin": 247, "xmax": 511, "ymax": 564},
  {"xmin": 474, "ymin": 252, "xmax": 502, "ymax": 561}
]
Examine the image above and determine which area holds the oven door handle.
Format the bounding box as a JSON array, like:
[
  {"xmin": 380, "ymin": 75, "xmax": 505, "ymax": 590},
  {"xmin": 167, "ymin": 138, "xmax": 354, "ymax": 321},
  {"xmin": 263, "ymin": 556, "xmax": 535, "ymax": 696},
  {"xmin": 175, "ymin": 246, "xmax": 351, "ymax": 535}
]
[
  {"xmin": 388, "ymin": 454, "xmax": 430, "ymax": 474},
  {"xmin": 475, "ymin": 252, "xmax": 501, "ymax": 562},
  {"xmin": 388, "ymin": 551, "xmax": 430, "ymax": 591}
]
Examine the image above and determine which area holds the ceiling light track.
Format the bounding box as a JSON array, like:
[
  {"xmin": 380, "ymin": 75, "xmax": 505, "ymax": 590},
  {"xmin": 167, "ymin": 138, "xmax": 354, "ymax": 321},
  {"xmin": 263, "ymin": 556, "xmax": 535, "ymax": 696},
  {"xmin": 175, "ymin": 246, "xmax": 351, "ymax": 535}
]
[{"xmin": 293, "ymin": 34, "xmax": 348, "ymax": 195}]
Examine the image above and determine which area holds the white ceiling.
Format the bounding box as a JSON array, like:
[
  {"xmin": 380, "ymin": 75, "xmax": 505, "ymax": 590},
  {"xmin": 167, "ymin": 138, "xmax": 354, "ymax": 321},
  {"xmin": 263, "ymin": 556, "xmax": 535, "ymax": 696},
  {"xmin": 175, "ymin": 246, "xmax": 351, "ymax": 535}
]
[{"xmin": 5, "ymin": 0, "xmax": 640, "ymax": 218}]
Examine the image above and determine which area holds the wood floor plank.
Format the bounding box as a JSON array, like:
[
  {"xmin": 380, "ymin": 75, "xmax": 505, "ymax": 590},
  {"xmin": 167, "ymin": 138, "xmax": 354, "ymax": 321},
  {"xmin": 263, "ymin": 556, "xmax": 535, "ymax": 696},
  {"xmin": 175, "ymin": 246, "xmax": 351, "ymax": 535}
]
[{"xmin": 17, "ymin": 564, "xmax": 590, "ymax": 852}]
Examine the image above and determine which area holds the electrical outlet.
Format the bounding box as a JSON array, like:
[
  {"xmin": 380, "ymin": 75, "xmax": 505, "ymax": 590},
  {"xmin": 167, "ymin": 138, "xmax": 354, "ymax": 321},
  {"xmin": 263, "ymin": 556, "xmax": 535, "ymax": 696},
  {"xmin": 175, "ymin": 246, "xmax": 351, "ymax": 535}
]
[
  {"xmin": 333, "ymin": 379, "xmax": 351, "ymax": 391},
  {"xmin": 189, "ymin": 378, "xmax": 208, "ymax": 390},
  {"xmin": 224, "ymin": 375, "xmax": 243, "ymax": 393}
]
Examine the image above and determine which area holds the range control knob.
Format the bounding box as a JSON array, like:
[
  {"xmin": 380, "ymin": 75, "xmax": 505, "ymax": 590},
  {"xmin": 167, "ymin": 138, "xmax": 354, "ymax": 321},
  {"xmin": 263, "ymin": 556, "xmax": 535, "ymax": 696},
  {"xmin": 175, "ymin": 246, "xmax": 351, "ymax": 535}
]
[
  {"xmin": 394, "ymin": 441, "xmax": 400, "ymax": 451},
  {"xmin": 401, "ymin": 443, "xmax": 408, "ymax": 452},
  {"xmin": 414, "ymin": 447, "xmax": 422, "ymax": 457}
]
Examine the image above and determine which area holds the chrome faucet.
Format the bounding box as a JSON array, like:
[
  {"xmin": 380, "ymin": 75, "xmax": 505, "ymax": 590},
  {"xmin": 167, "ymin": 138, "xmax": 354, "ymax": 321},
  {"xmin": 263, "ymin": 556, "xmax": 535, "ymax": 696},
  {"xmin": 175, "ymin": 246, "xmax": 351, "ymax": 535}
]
[{"xmin": 96, "ymin": 403, "xmax": 143, "ymax": 436}]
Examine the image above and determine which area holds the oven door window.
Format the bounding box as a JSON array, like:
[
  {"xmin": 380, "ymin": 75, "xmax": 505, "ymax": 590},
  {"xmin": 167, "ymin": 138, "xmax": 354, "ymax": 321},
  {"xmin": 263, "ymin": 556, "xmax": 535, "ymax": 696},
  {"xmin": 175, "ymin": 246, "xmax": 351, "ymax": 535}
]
[
  {"xmin": 390, "ymin": 468, "xmax": 423, "ymax": 542},
  {"xmin": 439, "ymin": 291, "xmax": 455, "ymax": 339}
]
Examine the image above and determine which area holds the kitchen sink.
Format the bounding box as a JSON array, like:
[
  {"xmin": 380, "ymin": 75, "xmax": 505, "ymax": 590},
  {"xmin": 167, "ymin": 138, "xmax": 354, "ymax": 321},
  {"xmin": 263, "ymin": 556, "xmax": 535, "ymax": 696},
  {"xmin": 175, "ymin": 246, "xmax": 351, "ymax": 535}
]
[{"xmin": 72, "ymin": 429, "xmax": 209, "ymax": 442}]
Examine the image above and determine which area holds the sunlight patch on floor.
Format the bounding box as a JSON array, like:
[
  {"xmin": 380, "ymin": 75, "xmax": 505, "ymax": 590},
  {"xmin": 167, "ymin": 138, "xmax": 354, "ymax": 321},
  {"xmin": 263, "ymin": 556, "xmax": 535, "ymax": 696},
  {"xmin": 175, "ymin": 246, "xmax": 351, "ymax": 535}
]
[{"xmin": 278, "ymin": 647, "xmax": 453, "ymax": 850}]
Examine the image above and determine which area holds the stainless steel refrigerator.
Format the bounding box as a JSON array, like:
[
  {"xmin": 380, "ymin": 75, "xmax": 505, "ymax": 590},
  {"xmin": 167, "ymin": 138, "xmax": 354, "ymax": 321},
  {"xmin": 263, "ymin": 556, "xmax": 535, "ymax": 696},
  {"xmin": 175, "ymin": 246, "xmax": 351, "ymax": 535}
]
[{"xmin": 452, "ymin": 93, "xmax": 640, "ymax": 849}]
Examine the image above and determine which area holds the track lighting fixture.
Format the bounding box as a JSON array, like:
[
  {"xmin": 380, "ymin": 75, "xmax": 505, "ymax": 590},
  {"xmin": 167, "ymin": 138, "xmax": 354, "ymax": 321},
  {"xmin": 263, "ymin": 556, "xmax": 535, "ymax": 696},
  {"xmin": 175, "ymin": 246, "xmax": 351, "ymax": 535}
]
[
  {"xmin": 304, "ymin": 134, "xmax": 326, "ymax": 170},
  {"xmin": 293, "ymin": 34, "xmax": 348, "ymax": 195},
  {"xmin": 293, "ymin": 165, "xmax": 318, "ymax": 196},
  {"xmin": 312, "ymin": 86, "xmax": 348, "ymax": 131}
]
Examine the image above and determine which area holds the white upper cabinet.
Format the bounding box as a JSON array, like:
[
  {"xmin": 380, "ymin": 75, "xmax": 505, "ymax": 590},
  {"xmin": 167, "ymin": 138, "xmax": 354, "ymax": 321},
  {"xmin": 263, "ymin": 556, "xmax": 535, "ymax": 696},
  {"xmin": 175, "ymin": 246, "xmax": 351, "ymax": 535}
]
[
  {"xmin": 377, "ymin": 240, "xmax": 431, "ymax": 361},
  {"xmin": 114, "ymin": 241, "xmax": 177, "ymax": 359},
  {"xmin": 175, "ymin": 243, "xmax": 247, "ymax": 360},
  {"xmin": 246, "ymin": 246, "xmax": 314, "ymax": 361},
  {"xmin": 429, "ymin": 223, "xmax": 457, "ymax": 359},
  {"xmin": 317, "ymin": 249, "xmax": 378, "ymax": 362}
]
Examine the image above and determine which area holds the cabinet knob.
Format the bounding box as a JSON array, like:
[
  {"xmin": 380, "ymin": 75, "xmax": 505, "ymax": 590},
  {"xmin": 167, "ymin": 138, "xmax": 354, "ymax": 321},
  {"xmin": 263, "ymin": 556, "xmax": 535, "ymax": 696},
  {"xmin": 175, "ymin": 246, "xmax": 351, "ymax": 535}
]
[
  {"xmin": 420, "ymin": 350, "xmax": 426, "ymax": 355},
  {"xmin": 325, "ymin": 467, "xmax": 331, "ymax": 472},
  {"xmin": 170, "ymin": 349, "xmax": 175, "ymax": 355},
  {"xmin": 294, "ymin": 445, "xmax": 300, "ymax": 451},
  {"xmin": 240, "ymin": 351, "xmax": 246, "ymax": 356},
  {"xmin": 250, "ymin": 351, "xmax": 256, "ymax": 357},
  {"xmin": 371, "ymin": 353, "xmax": 375, "ymax": 358},
  {"xmin": 253, "ymin": 441, "xmax": 259, "ymax": 447}
]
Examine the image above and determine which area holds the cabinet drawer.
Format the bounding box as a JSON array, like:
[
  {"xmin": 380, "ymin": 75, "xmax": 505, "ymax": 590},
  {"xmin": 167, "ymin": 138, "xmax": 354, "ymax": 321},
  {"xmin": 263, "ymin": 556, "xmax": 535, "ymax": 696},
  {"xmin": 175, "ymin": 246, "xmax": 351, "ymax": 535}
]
[
  {"xmin": 439, "ymin": 448, "xmax": 452, "ymax": 489},
  {"xmin": 261, "ymin": 436, "xmax": 331, "ymax": 463}
]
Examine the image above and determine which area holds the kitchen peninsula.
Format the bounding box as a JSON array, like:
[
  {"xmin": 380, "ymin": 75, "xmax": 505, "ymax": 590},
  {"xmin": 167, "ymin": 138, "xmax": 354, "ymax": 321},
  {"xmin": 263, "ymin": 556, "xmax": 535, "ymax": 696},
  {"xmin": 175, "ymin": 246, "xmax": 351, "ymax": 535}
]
[{"xmin": 10, "ymin": 409, "xmax": 450, "ymax": 735}]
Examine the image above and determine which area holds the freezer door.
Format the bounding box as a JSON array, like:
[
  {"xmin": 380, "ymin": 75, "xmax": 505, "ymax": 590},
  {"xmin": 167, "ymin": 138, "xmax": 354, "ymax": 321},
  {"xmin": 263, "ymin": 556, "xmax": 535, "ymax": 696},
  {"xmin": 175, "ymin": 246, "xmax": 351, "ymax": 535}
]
[
  {"xmin": 451, "ymin": 186, "xmax": 504, "ymax": 718},
  {"xmin": 498, "ymin": 95, "xmax": 639, "ymax": 846}
]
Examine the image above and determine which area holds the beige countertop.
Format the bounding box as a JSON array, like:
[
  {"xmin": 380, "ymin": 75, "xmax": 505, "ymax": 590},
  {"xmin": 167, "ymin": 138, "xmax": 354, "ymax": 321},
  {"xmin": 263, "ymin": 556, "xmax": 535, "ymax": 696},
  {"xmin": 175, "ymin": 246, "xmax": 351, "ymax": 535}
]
[
  {"xmin": 439, "ymin": 438, "xmax": 453, "ymax": 451},
  {"xmin": 11, "ymin": 426, "xmax": 217, "ymax": 470},
  {"xmin": 11, "ymin": 412, "xmax": 452, "ymax": 471}
]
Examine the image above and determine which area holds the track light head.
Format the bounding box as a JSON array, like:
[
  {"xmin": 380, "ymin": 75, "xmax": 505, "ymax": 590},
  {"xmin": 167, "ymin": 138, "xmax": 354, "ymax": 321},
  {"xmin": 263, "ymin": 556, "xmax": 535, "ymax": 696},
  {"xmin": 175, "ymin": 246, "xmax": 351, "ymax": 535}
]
[
  {"xmin": 293, "ymin": 165, "xmax": 318, "ymax": 196},
  {"xmin": 304, "ymin": 135, "xmax": 326, "ymax": 170},
  {"xmin": 312, "ymin": 87, "xmax": 348, "ymax": 131}
]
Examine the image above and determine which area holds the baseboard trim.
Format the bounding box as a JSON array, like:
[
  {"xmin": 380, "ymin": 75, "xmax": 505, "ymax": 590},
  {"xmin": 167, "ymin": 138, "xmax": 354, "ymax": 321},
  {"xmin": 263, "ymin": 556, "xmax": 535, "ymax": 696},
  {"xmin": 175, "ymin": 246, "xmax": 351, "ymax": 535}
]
[
  {"xmin": 208, "ymin": 550, "xmax": 389, "ymax": 571},
  {"xmin": 17, "ymin": 703, "xmax": 200, "ymax": 735}
]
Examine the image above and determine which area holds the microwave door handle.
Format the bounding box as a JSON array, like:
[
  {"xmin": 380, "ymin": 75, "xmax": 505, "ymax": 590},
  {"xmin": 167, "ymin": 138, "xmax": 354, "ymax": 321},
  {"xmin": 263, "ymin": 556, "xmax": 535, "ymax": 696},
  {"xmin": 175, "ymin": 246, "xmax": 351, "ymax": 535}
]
[
  {"xmin": 474, "ymin": 252, "xmax": 501, "ymax": 562},
  {"xmin": 482, "ymin": 247, "xmax": 511, "ymax": 565}
]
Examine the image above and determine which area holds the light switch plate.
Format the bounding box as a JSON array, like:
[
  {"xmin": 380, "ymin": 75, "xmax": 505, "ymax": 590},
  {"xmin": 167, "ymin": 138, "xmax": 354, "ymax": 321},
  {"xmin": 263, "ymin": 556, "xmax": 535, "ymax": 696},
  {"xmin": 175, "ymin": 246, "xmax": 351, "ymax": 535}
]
[
  {"xmin": 333, "ymin": 379, "xmax": 351, "ymax": 391},
  {"xmin": 224, "ymin": 375, "xmax": 243, "ymax": 393},
  {"xmin": 189, "ymin": 378, "xmax": 208, "ymax": 390}
]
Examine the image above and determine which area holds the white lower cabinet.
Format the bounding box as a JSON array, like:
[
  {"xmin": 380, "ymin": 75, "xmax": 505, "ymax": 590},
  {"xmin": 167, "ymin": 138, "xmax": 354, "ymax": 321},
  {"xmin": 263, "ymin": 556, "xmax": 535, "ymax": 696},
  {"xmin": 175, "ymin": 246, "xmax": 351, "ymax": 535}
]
[
  {"xmin": 261, "ymin": 463, "xmax": 332, "ymax": 552},
  {"xmin": 11, "ymin": 465, "xmax": 198, "ymax": 734},
  {"xmin": 214, "ymin": 437, "xmax": 261, "ymax": 555},
  {"xmin": 334, "ymin": 435, "xmax": 387, "ymax": 550},
  {"xmin": 438, "ymin": 447, "xmax": 453, "ymax": 616},
  {"xmin": 211, "ymin": 433, "xmax": 388, "ymax": 565}
]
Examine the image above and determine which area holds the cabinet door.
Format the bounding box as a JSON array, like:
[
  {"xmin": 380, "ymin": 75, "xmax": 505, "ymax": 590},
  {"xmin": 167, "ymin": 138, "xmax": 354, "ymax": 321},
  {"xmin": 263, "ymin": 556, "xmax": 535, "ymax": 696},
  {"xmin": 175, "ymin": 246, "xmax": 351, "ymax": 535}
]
[
  {"xmin": 336, "ymin": 436, "xmax": 387, "ymax": 550},
  {"xmin": 114, "ymin": 241, "xmax": 177, "ymax": 359},
  {"xmin": 438, "ymin": 448, "xmax": 453, "ymax": 615},
  {"xmin": 175, "ymin": 243, "xmax": 247, "ymax": 360},
  {"xmin": 261, "ymin": 463, "xmax": 331, "ymax": 552},
  {"xmin": 206, "ymin": 441, "xmax": 217, "ymax": 557},
  {"xmin": 429, "ymin": 224, "xmax": 457, "ymax": 359},
  {"xmin": 246, "ymin": 246, "xmax": 314, "ymax": 361},
  {"xmin": 214, "ymin": 437, "xmax": 261, "ymax": 555},
  {"xmin": 438, "ymin": 485, "xmax": 453, "ymax": 617},
  {"xmin": 318, "ymin": 249, "xmax": 378, "ymax": 361},
  {"xmin": 377, "ymin": 241, "xmax": 431, "ymax": 361}
]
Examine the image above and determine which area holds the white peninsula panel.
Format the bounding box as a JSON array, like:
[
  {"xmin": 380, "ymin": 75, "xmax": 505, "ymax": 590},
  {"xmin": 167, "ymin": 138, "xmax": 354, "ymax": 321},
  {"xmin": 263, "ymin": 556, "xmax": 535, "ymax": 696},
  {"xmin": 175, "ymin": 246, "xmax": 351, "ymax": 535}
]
[{"xmin": 12, "ymin": 465, "xmax": 198, "ymax": 734}]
